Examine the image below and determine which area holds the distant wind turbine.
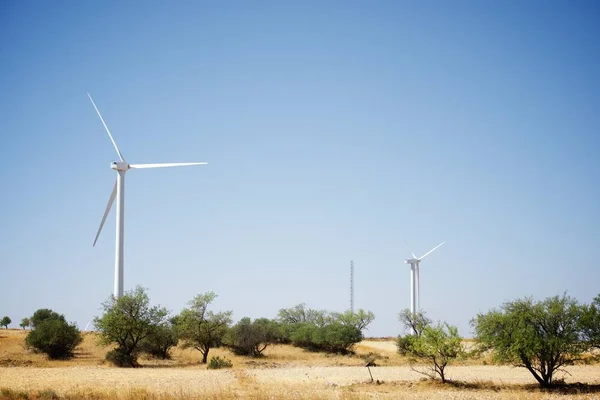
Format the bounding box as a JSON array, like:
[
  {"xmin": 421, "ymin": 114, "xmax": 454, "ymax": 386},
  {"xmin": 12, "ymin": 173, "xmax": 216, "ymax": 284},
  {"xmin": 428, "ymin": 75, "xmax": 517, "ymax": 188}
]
[
  {"xmin": 404, "ymin": 241, "xmax": 445, "ymax": 317},
  {"xmin": 88, "ymin": 93, "xmax": 207, "ymax": 298}
]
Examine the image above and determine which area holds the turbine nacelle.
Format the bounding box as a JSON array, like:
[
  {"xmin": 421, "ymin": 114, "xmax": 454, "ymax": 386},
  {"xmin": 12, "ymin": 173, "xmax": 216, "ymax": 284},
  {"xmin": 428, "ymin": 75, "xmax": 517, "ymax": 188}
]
[
  {"xmin": 405, "ymin": 259, "xmax": 419, "ymax": 265},
  {"xmin": 111, "ymin": 161, "xmax": 129, "ymax": 171}
]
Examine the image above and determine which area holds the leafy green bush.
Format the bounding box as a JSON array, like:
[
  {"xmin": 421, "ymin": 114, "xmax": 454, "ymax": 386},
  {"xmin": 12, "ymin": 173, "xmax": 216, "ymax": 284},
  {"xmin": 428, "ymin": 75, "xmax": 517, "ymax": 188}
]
[
  {"xmin": 207, "ymin": 355, "xmax": 233, "ymax": 369},
  {"xmin": 289, "ymin": 322, "xmax": 317, "ymax": 349},
  {"xmin": 140, "ymin": 322, "xmax": 179, "ymax": 359},
  {"xmin": 471, "ymin": 294, "xmax": 584, "ymax": 387},
  {"xmin": 30, "ymin": 309, "xmax": 65, "ymax": 328},
  {"xmin": 225, "ymin": 317, "xmax": 282, "ymax": 357},
  {"xmin": 397, "ymin": 322, "xmax": 463, "ymax": 383},
  {"xmin": 105, "ymin": 348, "xmax": 137, "ymax": 367},
  {"xmin": 1, "ymin": 316, "xmax": 11, "ymax": 329},
  {"xmin": 287, "ymin": 321, "xmax": 362, "ymax": 354},
  {"xmin": 317, "ymin": 323, "xmax": 363, "ymax": 353},
  {"xmin": 94, "ymin": 286, "xmax": 170, "ymax": 367},
  {"xmin": 25, "ymin": 311, "xmax": 82, "ymax": 359},
  {"xmin": 177, "ymin": 292, "xmax": 233, "ymax": 364}
]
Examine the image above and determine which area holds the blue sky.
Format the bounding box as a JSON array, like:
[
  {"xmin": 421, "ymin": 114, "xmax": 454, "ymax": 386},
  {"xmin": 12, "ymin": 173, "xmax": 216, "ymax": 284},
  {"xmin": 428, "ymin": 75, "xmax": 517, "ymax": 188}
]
[{"xmin": 1, "ymin": 1, "xmax": 598, "ymax": 337}]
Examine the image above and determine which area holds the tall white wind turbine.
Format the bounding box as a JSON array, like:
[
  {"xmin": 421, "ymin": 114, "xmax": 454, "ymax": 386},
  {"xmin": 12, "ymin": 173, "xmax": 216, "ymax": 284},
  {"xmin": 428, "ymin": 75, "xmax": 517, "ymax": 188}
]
[
  {"xmin": 404, "ymin": 241, "xmax": 445, "ymax": 317},
  {"xmin": 88, "ymin": 93, "xmax": 207, "ymax": 298}
]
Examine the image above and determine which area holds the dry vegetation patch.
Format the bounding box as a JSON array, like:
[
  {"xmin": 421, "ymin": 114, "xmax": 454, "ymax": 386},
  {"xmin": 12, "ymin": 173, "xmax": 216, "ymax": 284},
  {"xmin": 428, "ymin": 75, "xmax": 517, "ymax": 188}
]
[{"xmin": 2, "ymin": 330, "xmax": 600, "ymax": 399}]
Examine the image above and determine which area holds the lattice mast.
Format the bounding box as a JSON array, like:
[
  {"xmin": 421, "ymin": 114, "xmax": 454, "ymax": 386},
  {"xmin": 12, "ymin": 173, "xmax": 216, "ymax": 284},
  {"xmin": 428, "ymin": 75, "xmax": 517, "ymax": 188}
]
[{"xmin": 350, "ymin": 260, "xmax": 354, "ymax": 313}]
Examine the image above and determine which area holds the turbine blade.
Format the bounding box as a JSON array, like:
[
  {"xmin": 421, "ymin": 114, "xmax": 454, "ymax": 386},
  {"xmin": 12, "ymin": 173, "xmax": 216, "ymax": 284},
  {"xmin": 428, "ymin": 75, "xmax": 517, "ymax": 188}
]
[
  {"xmin": 87, "ymin": 93, "xmax": 126, "ymax": 162},
  {"xmin": 405, "ymin": 239, "xmax": 417, "ymax": 259},
  {"xmin": 93, "ymin": 180, "xmax": 117, "ymax": 247},
  {"xmin": 129, "ymin": 162, "xmax": 207, "ymax": 169},
  {"xmin": 418, "ymin": 241, "xmax": 445, "ymax": 261}
]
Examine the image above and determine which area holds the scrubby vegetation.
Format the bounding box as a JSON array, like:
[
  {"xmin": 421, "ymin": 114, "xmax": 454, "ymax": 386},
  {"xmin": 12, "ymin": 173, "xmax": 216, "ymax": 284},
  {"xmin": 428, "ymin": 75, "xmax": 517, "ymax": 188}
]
[
  {"xmin": 139, "ymin": 318, "xmax": 179, "ymax": 360},
  {"xmin": 580, "ymin": 293, "xmax": 600, "ymax": 351},
  {"xmin": 176, "ymin": 292, "xmax": 233, "ymax": 364},
  {"xmin": 224, "ymin": 317, "xmax": 282, "ymax": 357},
  {"xmin": 4, "ymin": 284, "xmax": 599, "ymax": 394},
  {"xmin": 19, "ymin": 318, "xmax": 30, "ymax": 330},
  {"xmin": 1, "ymin": 316, "xmax": 11, "ymax": 329},
  {"xmin": 94, "ymin": 286, "xmax": 169, "ymax": 367},
  {"xmin": 24, "ymin": 309, "xmax": 82, "ymax": 359},
  {"xmin": 277, "ymin": 304, "xmax": 368, "ymax": 354},
  {"xmin": 397, "ymin": 309, "xmax": 463, "ymax": 382},
  {"xmin": 207, "ymin": 355, "xmax": 233, "ymax": 369},
  {"xmin": 471, "ymin": 293, "xmax": 585, "ymax": 387}
]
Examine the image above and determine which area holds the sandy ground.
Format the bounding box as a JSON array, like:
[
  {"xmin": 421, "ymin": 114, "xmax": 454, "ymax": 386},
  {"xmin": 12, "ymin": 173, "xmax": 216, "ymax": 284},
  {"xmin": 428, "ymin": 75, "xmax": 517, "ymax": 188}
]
[{"xmin": 2, "ymin": 365, "xmax": 599, "ymax": 395}]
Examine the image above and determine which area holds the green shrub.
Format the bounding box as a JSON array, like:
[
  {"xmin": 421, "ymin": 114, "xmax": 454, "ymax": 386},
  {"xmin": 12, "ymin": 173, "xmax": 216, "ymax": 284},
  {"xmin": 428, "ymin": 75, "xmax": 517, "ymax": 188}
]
[
  {"xmin": 140, "ymin": 323, "xmax": 178, "ymax": 359},
  {"xmin": 288, "ymin": 322, "xmax": 362, "ymax": 354},
  {"xmin": 397, "ymin": 322, "xmax": 463, "ymax": 383},
  {"xmin": 225, "ymin": 317, "xmax": 282, "ymax": 357},
  {"xmin": 94, "ymin": 286, "xmax": 170, "ymax": 368},
  {"xmin": 207, "ymin": 355, "xmax": 233, "ymax": 369},
  {"xmin": 25, "ymin": 313, "xmax": 82, "ymax": 359},
  {"xmin": 105, "ymin": 348, "xmax": 137, "ymax": 367},
  {"xmin": 277, "ymin": 304, "xmax": 370, "ymax": 354},
  {"xmin": 312, "ymin": 323, "xmax": 362, "ymax": 354},
  {"xmin": 30, "ymin": 309, "xmax": 65, "ymax": 328}
]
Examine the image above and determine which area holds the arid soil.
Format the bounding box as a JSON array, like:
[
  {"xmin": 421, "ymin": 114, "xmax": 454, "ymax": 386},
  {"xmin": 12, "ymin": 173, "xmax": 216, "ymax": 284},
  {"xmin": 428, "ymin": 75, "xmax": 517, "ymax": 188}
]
[
  {"xmin": 1, "ymin": 364, "xmax": 599, "ymax": 396},
  {"xmin": 1, "ymin": 331, "xmax": 599, "ymax": 399}
]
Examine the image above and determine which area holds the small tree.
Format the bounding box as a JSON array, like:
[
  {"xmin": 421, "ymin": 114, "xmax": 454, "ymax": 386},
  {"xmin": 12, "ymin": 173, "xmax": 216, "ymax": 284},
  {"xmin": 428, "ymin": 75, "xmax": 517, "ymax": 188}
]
[
  {"xmin": 1, "ymin": 316, "xmax": 11, "ymax": 329},
  {"xmin": 334, "ymin": 309, "xmax": 375, "ymax": 332},
  {"xmin": 177, "ymin": 292, "xmax": 232, "ymax": 364},
  {"xmin": 278, "ymin": 304, "xmax": 333, "ymax": 327},
  {"xmin": 140, "ymin": 320, "xmax": 179, "ymax": 360},
  {"xmin": 25, "ymin": 310, "xmax": 82, "ymax": 359},
  {"xmin": 580, "ymin": 294, "xmax": 600, "ymax": 351},
  {"xmin": 397, "ymin": 321, "xmax": 463, "ymax": 383},
  {"xmin": 398, "ymin": 309, "xmax": 432, "ymax": 336},
  {"xmin": 31, "ymin": 309, "xmax": 64, "ymax": 328},
  {"xmin": 471, "ymin": 294, "xmax": 584, "ymax": 387},
  {"xmin": 311, "ymin": 322, "xmax": 363, "ymax": 354},
  {"xmin": 225, "ymin": 317, "xmax": 282, "ymax": 357},
  {"xmin": 20, "ymin": 318, "xmax": 31, "ymax": 330},
  {"xmin": 277, "ymin": 304, "xmax": 366, "ymax": 354},
  {"xmin": 94, "ymin": 286, "xmax": 169, "ymax": 367}
]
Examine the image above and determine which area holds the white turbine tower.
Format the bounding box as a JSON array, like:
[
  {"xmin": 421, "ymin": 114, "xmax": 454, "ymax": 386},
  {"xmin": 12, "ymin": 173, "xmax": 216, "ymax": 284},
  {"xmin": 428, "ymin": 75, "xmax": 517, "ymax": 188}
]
[
  {"xmin": 89, "ymin": 93, "xmax": 207, "ymax": 298},
  {"xmin": 404, "ymin": 241, "xmax": 445, "ymax": 317}
]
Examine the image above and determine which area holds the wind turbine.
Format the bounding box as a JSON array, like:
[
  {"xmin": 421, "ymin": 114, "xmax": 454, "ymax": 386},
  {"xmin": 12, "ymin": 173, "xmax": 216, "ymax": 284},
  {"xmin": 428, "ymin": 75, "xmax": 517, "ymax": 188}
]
[
  {"xmin": 88, "ymin": 93, "xmax": 207, "ymax": 298},
  {"xmin": 404, "ymin": 241, "xmax": 445, "ymax": 317}
]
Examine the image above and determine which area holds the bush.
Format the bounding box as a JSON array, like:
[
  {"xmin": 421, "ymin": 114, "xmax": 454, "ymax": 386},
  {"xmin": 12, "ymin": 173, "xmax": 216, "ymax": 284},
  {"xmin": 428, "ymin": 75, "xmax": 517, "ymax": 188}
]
[
  {"xmin": 289, "ymin": 322, "xmax": 318, "ymax": 349},
  {"xmin": 177, "ymin": 292, "xmax": 233, "ymax": 364},
  {"xmin": 1, "ymin": 316, "xmax": 11, "ymax": 329},
  {"xmin": 140, "ymin": 323, "xmax": 178, "ymax": 359},
  {"xmin": 471, "ymin": 293, "xmax": 584, "ymax": 387},
  {"xmin": 207, "ymin": 355, "xmax": 233, "ymax": 369},
  {"xmin": 287, "ymin": 321, "xmax": 362, "ymax": 354},
  {"xmin": 313, "ymin": 323, "xmax": 363, "ymax": 354},
  {"xmin": 105, "ymin": 348, "xmax": 137, "ymax": 367},
  {"xmin": 581, "ymin": 293, "xmax": 600, "ymax": 351},
  {"xmin": 397, "ymin": 321, "xmax": 463, "ymax": 383},
  {"xmin": 94, "ymin": 286, "xmax": 170, "ymax": 367},
  {"xmin": 25, "ymin": 313, "xmax": 82, "ymax": 359},
  {"xmin": 225, "ymin": 317, "xmax": 282, "ymax": 357},
  {"xmin": 30, "ymin": 309, "xmax": 65, "ymax": 328}
]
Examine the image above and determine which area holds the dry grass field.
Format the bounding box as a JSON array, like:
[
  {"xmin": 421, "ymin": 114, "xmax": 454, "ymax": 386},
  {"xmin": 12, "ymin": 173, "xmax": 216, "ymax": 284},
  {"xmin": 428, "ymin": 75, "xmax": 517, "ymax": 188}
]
[{"xmin": 1, "ymin": 329, "xmax": 599, "ymax": 399}]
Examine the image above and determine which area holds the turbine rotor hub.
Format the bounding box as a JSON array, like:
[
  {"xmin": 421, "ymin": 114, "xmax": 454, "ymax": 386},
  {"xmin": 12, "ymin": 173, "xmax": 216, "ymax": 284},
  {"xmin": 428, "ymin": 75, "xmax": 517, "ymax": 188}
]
[{"xmin": 111, "ymin": 161, "xmax": 129, "ymax": 171}]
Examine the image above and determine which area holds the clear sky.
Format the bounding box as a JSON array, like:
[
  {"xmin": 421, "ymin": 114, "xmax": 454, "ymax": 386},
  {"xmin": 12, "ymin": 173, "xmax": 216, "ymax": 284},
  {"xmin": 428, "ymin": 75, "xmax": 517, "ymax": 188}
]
[{"xmin": 1, "ymin": 1, "xmax": 599, "ymax": 337}]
